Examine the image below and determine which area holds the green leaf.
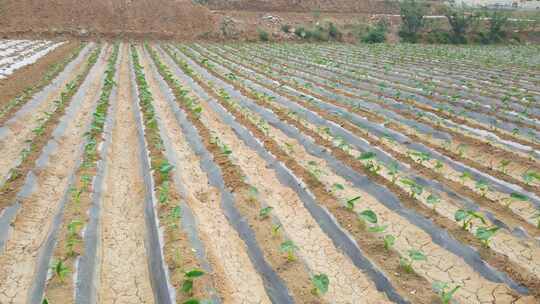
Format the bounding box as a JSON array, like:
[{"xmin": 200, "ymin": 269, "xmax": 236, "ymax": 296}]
[
  {"xmin": 426, "ymin": 194, "xmax": 440, "ymax": 205},
  {"xmin": 408, "ymin": 249, "xmax": 427, "ymax": 261},
  {"xmin": 510, "ymin": 192, "xmax": 529, "ymax": 201},
  {"xmin": 357, "ymin": 152, "xmax": 376, "ymax": 160},
  {"xmin": 280, "ymin": 240, "xmax": 297, "ymax": 253},
  {"xmin": 332, "ymin": 183, "xmax": 345, "ymax": 190},
  {"xmin": 432, "ymin": 281, "xmax": 448, "ymax": 293},
  {"xmin": 454, "ymin": 209, "xmax": 468, "ymax": 222},
  {"xmin": 159, "ymin": 162, "xmax": 174, "ymax": 174},
  {"xmin": 475, "ymin": 226, "xmax": 499, "ymax": 241},
  {"xmin": 346, "ymin": 196, "xmax": 361, "ymax": 209},
  {"xmin": 311, "ymin": 273, "xmax": 330, "ymax": 295},
  {"xmin": 182, "ymin": 299, "xmax": 200, "ymax": 304},
  {"xmin": 259, "ymin": 206, "xmax": 273, "ymax": 219},
  {"xmin": 185, "ymin": 269, "xmax": 205, "ymax": 278},
  {"xmin": 443, "ymin": 286, "xmax": 460, "ymax": 303},
  {"xmin": 383, "ymin": 235, "xmax": 395, "ymax": 250},
  {"xmin": 358, "ymin": 209, "xmax": 378, "ymax": 224},
  {"xmin": 181, "ymin": 279, "xmax": 193, "ymax": 294},
  {"xmin": 368, "ymin": 224, "xmax": 388, "ymax": 233}
]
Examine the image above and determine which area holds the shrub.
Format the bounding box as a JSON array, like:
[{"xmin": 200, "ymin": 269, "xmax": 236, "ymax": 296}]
[
  {"xmin": 361, "ymin": 20, "xmax": 388, "ymax": 43},
  {"xmin": 443, "ymin": 5, "xmax": 479, "ymax": 44},
  {"xmin": 426, "ymin": 30, "xmax": 452, "ymax": 44},
  {"xmin": 477, "ymin": 10, "xmax": 509, "ymax": 44},
  {"xmin": 398, "ymin": 0, "xmax": 427, "ymax": 43},
  {"xmin": 281, "ymin": 24, "xmax": 291, "ymax": 33},
  {"xmin": 295, "ymin": 26, "xmax": 310, "ymax": 39},
  {"xmin": 327, "ymin": 22, "xmax": 342, "ymax": 40},
  {"xmin": 258, "ymin": 29, "xmax": 270, "ymax": 42}
]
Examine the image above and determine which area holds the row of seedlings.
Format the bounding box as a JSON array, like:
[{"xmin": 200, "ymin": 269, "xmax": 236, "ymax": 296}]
[
  {"xmin": 0, "ymin": 45, "xmax": 102, "ymax": 210},
  {"xmin": 131, "ymin": 45, "xmax": 215, "ymax": 304},
  {"xmin": 42, "ymin": 43, "xmax": 120, "ymax": 303},
  {"xmin": 0, "ymin": 42, "xmax": 86, "ymax": 122}
]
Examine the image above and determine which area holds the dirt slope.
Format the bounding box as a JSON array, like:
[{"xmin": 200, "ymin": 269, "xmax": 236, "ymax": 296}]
[{"xmin": 0, "ymin": 0, "xmax": 216, "ymax": 39}]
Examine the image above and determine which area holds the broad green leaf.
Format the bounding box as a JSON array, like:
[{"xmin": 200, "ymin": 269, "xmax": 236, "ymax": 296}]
[
  {"xmin": 185, "ymin": 269, "xmax": 205, "ymax": 278},
  {"xmin": 311, "ymin": 274, "xmax": 330, "ymax": 295},
  {"xmin": 475, "ymin": 226, "xmax": 499, "ymax": 241},
  {"xmin": 368, "ymin": 224, "xmax": 388, "ymax": 233},
  {"xmin": 280, "ymin": 240, "xmax": 297, "ymax": 253},
  {"xmin": 454, "ymin": 209, "xmax": 468, "ymax": 222},
  {"xmin": 259, "ymin": 206, "xmax": 273, "ymax": 219},
  {"xmin": 181, "ymin": 279, "xmax": 193, "ymax": 294},
  {"xmin": 426, "ymin": 194, "xmax": 440, "ymax": 205},
  {"xmin": 357, "ymin": 152, "xmax": 376, "ymax": 160},
  {"xmin": 359, "ymin": 209, "xmax": 378, "ymax": 224},
  {"xmin": 408, "ymin": 249, "xmax": 427, "ymax": 261},
  {"xmin": 510, "ymin": 192, "xmax": 529, "ymax": 201}
]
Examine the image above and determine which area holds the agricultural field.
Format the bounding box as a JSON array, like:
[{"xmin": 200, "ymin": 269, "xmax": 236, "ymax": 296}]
[
  {"xmin": 0, "ymin": 40, "xmax": 539, "ymax": 304},
  {"xmin": 0, "ymin": 40, "xmax": 65, "ymax": 79}
]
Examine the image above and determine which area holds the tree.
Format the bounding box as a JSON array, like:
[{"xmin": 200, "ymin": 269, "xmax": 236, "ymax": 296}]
[
  {"xmin": 399, "ymin": 0, "xmax": 427, "ymax": 43},
  {"xmin": 443, "ymin": 5, "xmax": 479, "ymax": 44}
]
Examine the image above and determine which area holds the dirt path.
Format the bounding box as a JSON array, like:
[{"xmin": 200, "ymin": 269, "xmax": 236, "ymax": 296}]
[
  {"xmin": 0, "ymin": 43, "xmax": 92, "ymax": 185},
  {"xmin": 139, "ymin": 45, "xmax": 271, "ymax": 304},
  {"xmin": 0, "ymin": 44, "xmax": 109, "ymax": 304},
  {"xmin": 96, "ymin": 44, "xmax": 154, "ymax": 304}
]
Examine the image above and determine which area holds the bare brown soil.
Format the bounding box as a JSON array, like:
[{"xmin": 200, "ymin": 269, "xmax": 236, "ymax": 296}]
[{"xmin": 0, "ymin": 0, "xmax": 216, "ymax": 40}]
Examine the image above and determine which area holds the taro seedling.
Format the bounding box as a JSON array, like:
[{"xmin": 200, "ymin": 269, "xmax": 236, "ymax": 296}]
[
  {"xmin": 532, "ymin": 211, "xmax": 540, "ymax": 229},
  {"xmin": 358, "ymin": 152, "xmax": 380, "ymax": 173},
  {"xmin": 386, "ymin": 162, "xmax": 399, "ymax": 184},
  {"xmin": 259, "ymin": 206, "xmax": 274, "ymax": 219},
  {"xmin": 307, "ymin": 161, "xmax": 325, "ymax": 179},
  {"xmin": 311, "ymin": 273, "xmax": 330, "ymax": 296},
  {"xmin": 383, "ymin": 235, "xmax": 396, "ymax": 251},
  {"xmin": 454, "ymin": 209, "xmax": 486, "ymax": 231},
  {"xmin": 498, "ymin": 159, "xmax": 511, "ymax": 174},
  {"xmin": 426, "ymin": 194, "xmax": 441, "ymax": 210},
  {"xmin": 434, "ymin": 160, "xmax": 444, "ymax": 172},
  {"xmin": 433, "ymin": 281, "xmax": 461, "ymax": 304},
  {"xmin": 399, "ymin": 249, "xmax": 427, "ymax": 273},
  {"xmin": 66, "ymin": 219, "xmax": 83, "ymax": 256},
  {"xmin": 280, "ymin": 240, "xmax": 299, "ymax": 262},
  {"xmin": 400, "ymin": 178, "xmax": 423, "ymax": 199},
  {"xmin": 158, "ymin": 181, "xmax": 170, "ymax": 204},
  {"xmin": 410, "ymin": 151, "xmax": 431, "ymax": 165},
  {"xmin": 168, "ymin": 206, "xmax": 182, "ymax": 229},
  {"xmin": 81, "ymin": 174, "xmax": 92, "ymax": 191},
  {"xmin": 70, "ymin": 187, "xmax": 82, "ymax": 206},
  {"xmin": 358, "ymin": 209, "xmax": 387, "ymax": 233},
  {"xmin": 400, "ymin": 249, "xmax": 427, "ymax": 274},
  {"xmin": 475, "ymin": 180, "xmax": 489, "ymax": 197},
  {"xmin": 506, "ymin": 192, "xmax": 529, "ymax": 208},
  {"xmin": 159, "ymin": 161, "xmax": 174, "ymax": 181},
  {"xmin": 522, "ymin": 171, "xmax": 540, "ymax": 185},
  {"xmin": 344, "ymin": 195, "xmax": 361, "ymax": 211},
  {"xmin": 51, "ymin": 260, "xmax": 70, "ymax": 283},
  {"xmin": 459, "ymin": 171, "xmax": 473, "ymax": 185},
  {"xmin": 331, "ymin": 183, "xmax": 345, "ymax": 193},
  {"xmin": 181, "ymin": 269, "xmax": 205, "ymax": 295},
  {"xmin": 271, "ymin": 224, "xmax": 282, "ymax": 237},
  {"xmin": 456, "ymin": 144, "xmax": 467, "ymax": 158},
  {"xmin": 475, "ymin": 226, "xmax": 499, "ymax": 248}
]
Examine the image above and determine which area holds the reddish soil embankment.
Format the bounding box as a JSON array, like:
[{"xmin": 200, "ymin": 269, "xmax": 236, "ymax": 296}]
[{"xmin": 0, "ymin": 0, "xmax": 217, "ymax": 39}]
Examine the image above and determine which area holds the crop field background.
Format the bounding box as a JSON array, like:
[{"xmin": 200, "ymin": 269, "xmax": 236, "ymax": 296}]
[{"xmin": 0, "ymin": 39, "xmax": 539, "ymax": 304}]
